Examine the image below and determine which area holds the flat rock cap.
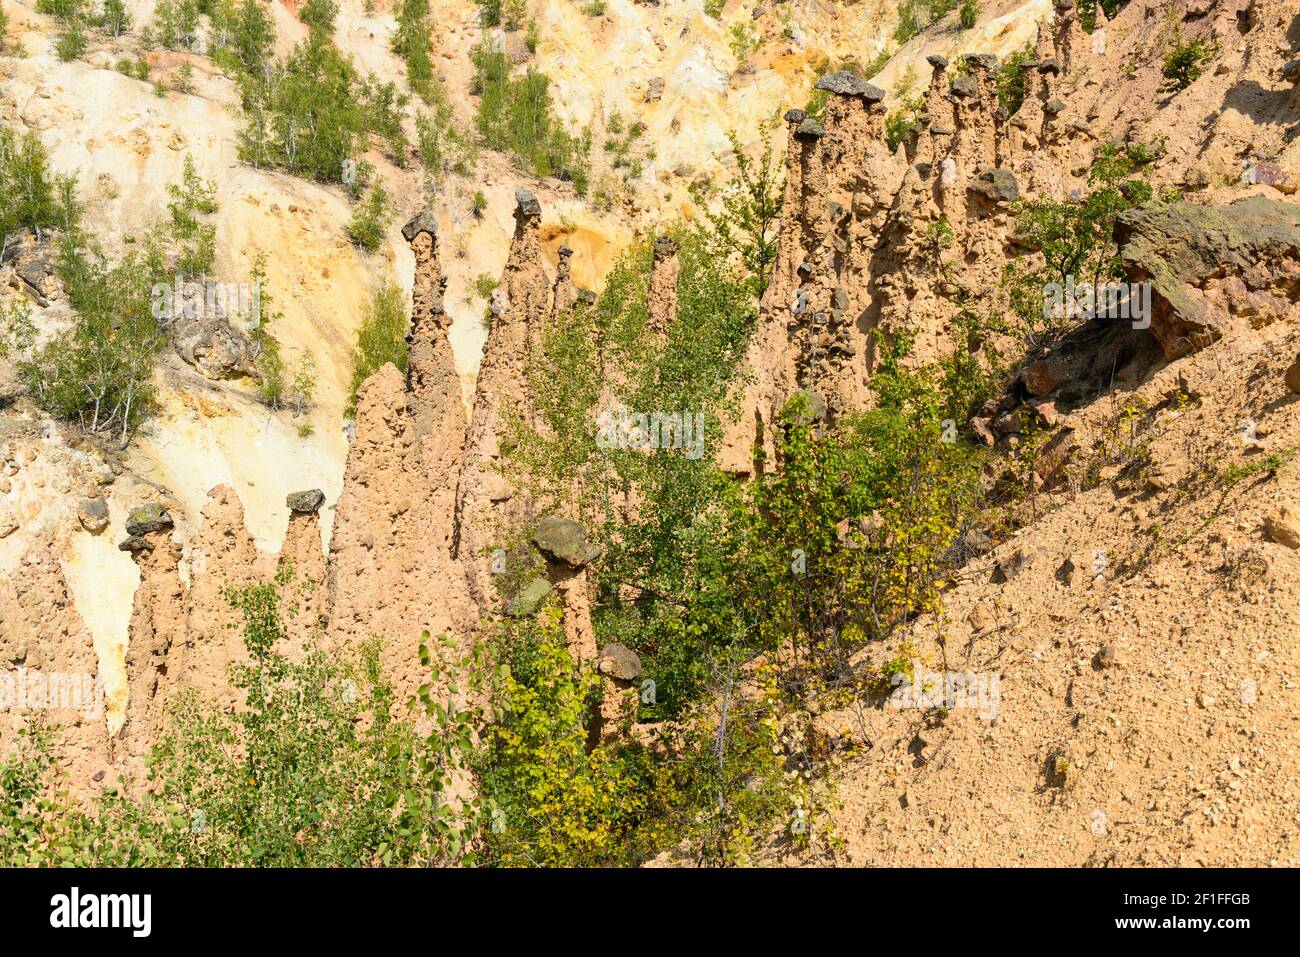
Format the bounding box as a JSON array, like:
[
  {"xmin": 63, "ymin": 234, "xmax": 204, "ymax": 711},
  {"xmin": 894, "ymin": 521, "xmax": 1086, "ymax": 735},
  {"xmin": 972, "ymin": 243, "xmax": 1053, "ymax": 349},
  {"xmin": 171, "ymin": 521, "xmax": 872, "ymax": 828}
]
[
  {"xmin": 598, "ymin": 642, "xmax": 643, "ymax": 680},
  {"xmin": 965, "ymin": 53, "xmax": 999, "ymax": 71},
  {"xmin": 286, "ymin": 489, "xmax": 326, "ymax": 513},
  {"xmin": 926, "ymin": 54, "xmax": 948, "ymax": 70},
  {"xmin": 514, "ymin": 189, "xmax": 542, "ymax": 218},
  {"xmin": 949, "ymin": 75, "xmax": 978, "ymax": 98},
  {"xmin": 401, "ymin": 209, "xmax": 438, "ymax": 242},
  {"xmin": 794, "ymin": 118, "xmax": 825, "ymax": 140},
  {"xmin": 125, "ymin": 503, "xmax": 173, "ymax": 537},
  {"xmin": 814, "ymin": 70, "xmax": 885, "ymax": 102}
]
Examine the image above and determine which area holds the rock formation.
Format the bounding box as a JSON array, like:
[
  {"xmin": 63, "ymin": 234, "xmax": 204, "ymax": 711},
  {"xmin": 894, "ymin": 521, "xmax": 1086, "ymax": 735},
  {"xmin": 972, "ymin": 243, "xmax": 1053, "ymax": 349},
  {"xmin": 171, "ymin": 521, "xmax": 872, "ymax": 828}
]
[{"xmin": 453, "ymin": 190, "xmax": 552, "ymax": 606}]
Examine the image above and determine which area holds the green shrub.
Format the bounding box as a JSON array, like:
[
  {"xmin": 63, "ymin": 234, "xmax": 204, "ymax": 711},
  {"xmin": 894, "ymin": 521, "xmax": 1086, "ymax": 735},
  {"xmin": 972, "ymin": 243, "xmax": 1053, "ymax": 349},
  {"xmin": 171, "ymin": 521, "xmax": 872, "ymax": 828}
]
[
  {"xmin": 471, "ymin": 43, "xmax": 590, "ymax": 190},
  {"xmin": 689, "ymin": 126, "xmax": 783, "ymax": 297},
  {"xmin": 477, "ymin": 612, "xmax": 646, "ymax": 867},
  {"xmin": 995, "ymin": 43, "xmax": 1035, "ymax": 115},
  {"xmin": 98, "ymin": 0, "xmax": 130, "ymax": 35},
  {"xmin": 4, "ymin": 235, "xmax": 167, "ymax": 444},
  {"xmin": 473, "ymin": 272, "xmax": 497, "ymax": 299},
  {"xmin": 54, "ymin": 22, "xmax": 88, "ymax": 59},
  {"xmin": 346, "ymin": 279, "xmax": 409, "ymax": 415},
  {"xmin": 884, "ymin": 94, "xmax": 926, "ymax": 153},
  {"xmin": 238, "ymin": 36, "xmax": 368, "ymax": 182},
  {"xmin": 210, "ymin": 0, "xmax": 277, "ymax": 79},
  {"xmin": 149, "ymin": 0, "xmax": 199, "ymax": 50},
  {"xmin": 958, "ymin": 0, "xmax": 979, "ymax": 30},
  {"xmin": 414, "ymin": 78, "xmax": 477, "ymax": 179},
  {"xmin": 347, "ymin": 179, "xmax": 391, "ymax": 252},
  {"xmin": 165, "ymin": 154, "xmax": 218, "ymax": 277},
  {"xmin": 392, "ymin": 0, "xmax": 434, "ymax": 98},
  {"xmin": 1160, "ymin": 33, "xmax": 1219, "ymax": 92},
  {"xmin": 1, "ymin": 127, "xmax": 80, "ymax": 247},
  {"xmin": 893, "ymin": 0, "xmax": 959, "ymax": 44},
  {"xmin": 359, "ymin": 75, "xmax": 410, "ymax": 163}
]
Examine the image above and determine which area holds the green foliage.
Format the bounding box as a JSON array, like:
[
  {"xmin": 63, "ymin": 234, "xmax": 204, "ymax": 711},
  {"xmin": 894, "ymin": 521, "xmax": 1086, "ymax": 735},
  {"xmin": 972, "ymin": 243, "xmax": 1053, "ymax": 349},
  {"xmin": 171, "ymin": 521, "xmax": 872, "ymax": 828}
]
[
  {"xmin": 414, "ymin": 79, "xmax": 477, "ymax": 179},
  {"xmin": 392, "ymin": 0, "xmax": 434, "ymax": 98},
  {"xmin": 478, "ymin": 612, "xmax": 645, "ymax": 866},
  {"xmin": 4, "ymin": 234, "xmax": 167, "ymax": 443},
  {"xmin": 995, "ymin": 43, "xmax": 1035, "ymax": 116},
  {"xmin": 1, "ymin": 127, "xmax": 80, "ymax": 249},
  {"xmin": 471, "ymin": 42, "xmax": 591, "ymax": 190},
  {"xmin": 884, "ymin": 93, "xmax": 925, "ymax": 153},
  {"xmin": 117, "ymin": 57, "xmax": 151, "ymax": 80},
  {"xmin": 149, "ymin": 0, "xmax": 200, "ymax": 50},
  {"xmin": 703, "ymin": 0, "xmax": 724, "ymax": 18},
  {"xmin": 729, "ymin": 21, "xmax": 760, "ymax": 65},
  {"xmin": 210, "ymin": 0, "xmax": 277, "ymax": 80},
  {"xmin": 958, "ymin": 0, "xmax": 979, "ymax": 29},
  {"xmin": 54, "ymin": 21, "xmax": 87, "ymax": 59},
  {"xmin": 1079, "ymin": 0, "xmax": 1127, "ymax": 33},
  {"xmin": 472, "ymin": 0, "xmax": 501, "ymax": 27},
  {"xmin": 1160, "ymin": 32, "xmax": 1219, "ymax": 93},
  {"xmin": 347, "ymin": 179, "xmax": 392, "ymax": 252},
  {"xmin": 1005, "ymin": 140, "xmax": 1155, "ymax": 344},
  {"xmin": 346, "ymin": 279, "xmax": 409, "ymax": 416},
  {"xmin": 473, "ymin": 272, "xmax": 498, "ymax": 299},
  {"xmin": 165, "ymin": 154, "xmax": 218, "ymax": 277},
  {"xmin": 238, "ymin": 30, "xmax": 400, "ymax": 183},
  {"xmin": 359, "ymin": 75, "xmax": 410, "ymax": 163},
  {"xmin": 689, "ymin": 125, "xmax": 783, "ymax": 297},
  {"xmin": 98, "ymin": 0, "xmax": 130, "ymax": 35},
  {"xmin": 893, "ymin": 0, "xmax": 957, "ymax": 44},
  {"xmin": 502, "ymin": 0, "xmax": 527, "ymax": 30},
  {"xmin": 36, "ymin": 0, "xmax": 89, "ymax": 58},
  {"xmin": 299, "ymin": 0, "xmax": 337, "ymax": 38}
]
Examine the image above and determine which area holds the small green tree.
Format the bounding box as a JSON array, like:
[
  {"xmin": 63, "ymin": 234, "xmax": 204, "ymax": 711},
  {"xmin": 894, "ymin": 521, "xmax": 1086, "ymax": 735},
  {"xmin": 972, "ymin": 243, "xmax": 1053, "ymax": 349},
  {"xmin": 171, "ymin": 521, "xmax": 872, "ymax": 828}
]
[
  {"xmin": 392, "ymin": 0, "xmax": 433, "ymax": 92},
  {"xmin": 150, "ymin": 0, "xmax": 200, "ymax": 50},
  {"xmin": 1, "ymin": 127, "xmax": 81, "ymax": 250},
  {"xmin": 1160, "ymin": 32, "xmax": 1219, "ymax": 93},
  {"xmin": 347, "ymin": 179, "xmax": 391, "ymax": 252},
  {"xmin": 958, "ymin": 0, "xmax": 979, "ymax": 30},
  {"xmin": 99, "ymin": 0, "xmax": 130, "ymax": 35},
  {"xmin": 472, "ymin": 43, "xmax": 591, "ymax": 190},
  {"xmin": 300, "ymin": 0, "xmax": 337, "ymax": 36},
  {"xmin": 165, "ymin": 154, "xmax": 218, "ymax": 276},
  {"xmin": 690, "ymin": 125, "xmax": 784, "ymax": 297},
  {"xmin": 346, "ymin": 279, "xmax": 409, "ymax": 415}
]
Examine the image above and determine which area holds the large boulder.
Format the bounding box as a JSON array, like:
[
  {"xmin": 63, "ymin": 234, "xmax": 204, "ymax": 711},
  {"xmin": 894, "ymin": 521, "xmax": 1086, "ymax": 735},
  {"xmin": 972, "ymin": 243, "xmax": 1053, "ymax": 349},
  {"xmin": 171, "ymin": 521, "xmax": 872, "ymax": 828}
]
[
  {"xmin": 814, "ymin": 71, "xmax": 885, "ymax": 102},
  {"xmin": 598, "ymin": 643, "xmax": 643, "ymax": 681},
  {"xmin": 1116, "ymin": 197, "xmax": 1300, "ymax": 358},
  {"xmin": 173, "ymin": 316, "xmax": 258, "ymax": 380},
  {"xmin": 504, "ymin": 578, "xmax": 553, "ymax": 618},
  {"xmin": 968, "ymin": 168, "xmax": 1020, "ymax": 204},
  {"xmin": 286, "ymin": 489, "xmax": 326, "ymax": 514},
  {"xmin": 532, "ymin": 516, "xmax": 602, "ymax": 568},
  {"xmin": 125, "ymin": 503, "xmax": 173, "ymax": 536}
]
